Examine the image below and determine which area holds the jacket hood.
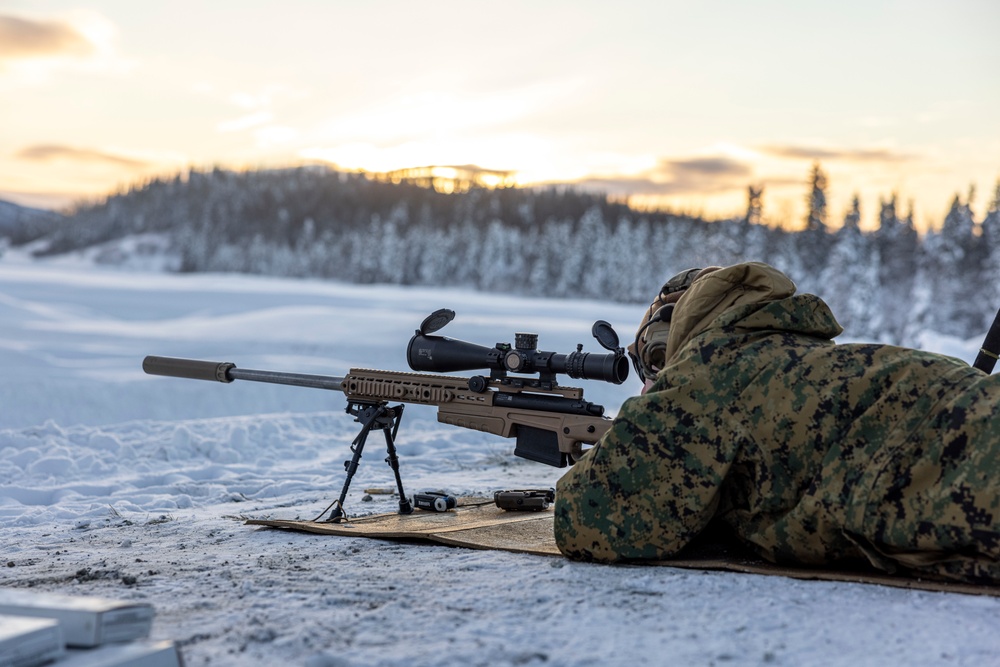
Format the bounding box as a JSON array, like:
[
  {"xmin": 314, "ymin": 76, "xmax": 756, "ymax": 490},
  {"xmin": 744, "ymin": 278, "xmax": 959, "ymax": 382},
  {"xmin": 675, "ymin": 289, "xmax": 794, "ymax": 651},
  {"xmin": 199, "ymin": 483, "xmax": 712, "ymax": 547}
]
[{"xmin": 664, "ymin": 262, "xmax": 842, "ymax": 363}]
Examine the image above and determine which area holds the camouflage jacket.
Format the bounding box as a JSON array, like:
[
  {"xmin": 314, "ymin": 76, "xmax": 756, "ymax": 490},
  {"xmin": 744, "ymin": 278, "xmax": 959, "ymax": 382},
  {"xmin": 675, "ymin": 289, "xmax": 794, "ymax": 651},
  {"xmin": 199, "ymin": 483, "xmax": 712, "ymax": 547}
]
[{"xmin": 555, "ymin": 263, "xmax": 1000, "ymax": 583}]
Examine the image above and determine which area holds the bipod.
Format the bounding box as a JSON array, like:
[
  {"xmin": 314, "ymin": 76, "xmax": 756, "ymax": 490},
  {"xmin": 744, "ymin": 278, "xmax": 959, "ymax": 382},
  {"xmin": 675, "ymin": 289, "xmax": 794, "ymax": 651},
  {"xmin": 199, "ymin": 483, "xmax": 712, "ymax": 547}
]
[{"xmin": 316, "ymin": 400, "xmax": 414, "ymax": 523}]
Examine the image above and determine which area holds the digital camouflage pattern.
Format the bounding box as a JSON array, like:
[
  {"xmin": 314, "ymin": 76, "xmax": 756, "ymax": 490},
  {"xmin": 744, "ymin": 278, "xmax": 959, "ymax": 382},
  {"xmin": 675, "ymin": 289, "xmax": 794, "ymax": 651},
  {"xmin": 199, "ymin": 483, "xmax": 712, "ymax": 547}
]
[{"xmin": 555, "ymin": 263, "xmax": 1000, "ymax": 584}]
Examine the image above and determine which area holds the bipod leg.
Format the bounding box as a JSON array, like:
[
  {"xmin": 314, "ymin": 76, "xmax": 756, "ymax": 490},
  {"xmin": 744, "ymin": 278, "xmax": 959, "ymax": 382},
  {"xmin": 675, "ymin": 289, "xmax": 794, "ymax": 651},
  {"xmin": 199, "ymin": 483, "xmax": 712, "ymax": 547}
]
[
  {"xmin": 381, "ymin": 404, "xmax": 412, "ymax": 515},
  {"xmin": 319, "ymin": 401, "xmax": 386, "ymax": 523}
]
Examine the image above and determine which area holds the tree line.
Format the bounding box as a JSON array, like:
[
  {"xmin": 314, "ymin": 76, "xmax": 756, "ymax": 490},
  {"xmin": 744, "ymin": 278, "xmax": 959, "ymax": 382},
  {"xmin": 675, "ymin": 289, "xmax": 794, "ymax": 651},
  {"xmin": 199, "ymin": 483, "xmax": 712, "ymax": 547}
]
[{"xmin": 19, "ymin": 164, "xmax": 1000, "ymax": 345}]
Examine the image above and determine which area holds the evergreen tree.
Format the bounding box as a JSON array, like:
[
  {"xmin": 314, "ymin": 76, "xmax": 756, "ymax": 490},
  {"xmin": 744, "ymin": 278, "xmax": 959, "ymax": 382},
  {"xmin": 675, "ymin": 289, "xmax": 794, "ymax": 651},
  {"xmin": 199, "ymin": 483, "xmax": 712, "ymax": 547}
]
[
  {"xmin": 745, "ymin": 185, "xmax": 764, "ymax": 227},
  {"xmin": 603, "ymin": 216, "xmax": 639, "ymax": 300},
  {"xmin": 796, "ymin": 163, "xmax": 831, "ymax": 295},
  {"xmin": 923, "ymin": 192, "xmax": 982, "ymax": 337},
  {"xmin": 625, "ymin": 217, "xmax": 656, "ymax": 301},
  {"xmin": 479, "ymin": 220, "xmax": 527, "ymax": 291},
  {"xmin": 818, "ymin": 196, "xmax": 880, "ymax": 338},
  {"xmin": 805, "ymin": 163, "xmax": 829, "ymax": 233},
  {"xmin": 571, "ymin": 206, "xmax": 611, "ymax": 298},
  {"xmin": 981, "ymin": 183, "xmax": 1000, "ymax": 292},
  {"xmin": 376, "ymin": 204, "xmax": 410, "ymax": 284},
  {"xmin": 741, "ymin": 221, "xmax": 774, "ymax": 266},
  {"xmin": 874, "ymin": 194, "xmax": 919, "ymax": 344},
  {"xmin": 647, "ymin": 216, "xmax": 700, "ymax": 283}
]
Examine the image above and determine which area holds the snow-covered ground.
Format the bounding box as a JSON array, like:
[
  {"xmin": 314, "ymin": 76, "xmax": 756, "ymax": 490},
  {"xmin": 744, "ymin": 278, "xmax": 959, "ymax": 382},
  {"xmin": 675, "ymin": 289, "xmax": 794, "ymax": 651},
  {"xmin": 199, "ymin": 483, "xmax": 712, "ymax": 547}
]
[{"xmin": 1, "ymin": 252, "xmax": 997, "ymax": 667}]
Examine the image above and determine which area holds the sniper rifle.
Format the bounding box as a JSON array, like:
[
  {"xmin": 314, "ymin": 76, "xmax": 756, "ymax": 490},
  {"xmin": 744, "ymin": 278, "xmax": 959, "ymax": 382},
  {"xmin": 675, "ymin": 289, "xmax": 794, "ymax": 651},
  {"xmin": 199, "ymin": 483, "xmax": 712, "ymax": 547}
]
[{"xmin": 142, "ymin": 309, "xmax": 629, "ymax": 521}]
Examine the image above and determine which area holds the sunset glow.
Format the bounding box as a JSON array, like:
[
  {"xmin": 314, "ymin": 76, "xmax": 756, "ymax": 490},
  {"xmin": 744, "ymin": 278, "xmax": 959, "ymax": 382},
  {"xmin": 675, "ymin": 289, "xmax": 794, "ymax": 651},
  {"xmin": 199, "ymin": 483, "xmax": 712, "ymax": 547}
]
[{"xmin": 1, "ymin": 0, "xmax": 997, "ymax": 230}]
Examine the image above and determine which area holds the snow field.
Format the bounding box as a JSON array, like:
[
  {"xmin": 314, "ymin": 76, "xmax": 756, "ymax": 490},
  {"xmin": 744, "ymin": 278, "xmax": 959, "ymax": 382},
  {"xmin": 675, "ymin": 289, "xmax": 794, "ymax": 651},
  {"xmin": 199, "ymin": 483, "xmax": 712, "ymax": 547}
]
[{"xmin": 1, "ymin": 257, "xmax": 997, "ymax": 666}]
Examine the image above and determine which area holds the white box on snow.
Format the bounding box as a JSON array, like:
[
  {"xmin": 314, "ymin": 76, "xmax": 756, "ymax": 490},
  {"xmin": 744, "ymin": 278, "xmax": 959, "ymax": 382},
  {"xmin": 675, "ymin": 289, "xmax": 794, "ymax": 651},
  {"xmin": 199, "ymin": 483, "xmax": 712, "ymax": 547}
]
[
  {"xmin": 0, "ymin": 588, "xmax": 154, "ymax": 648},
  {"xmin": 58, "ymin": 640, "xmax": 183, "ymax": 667},
  {"xmin": 0, "ymin": 614, "xmax": 65, "ymax": 667}
]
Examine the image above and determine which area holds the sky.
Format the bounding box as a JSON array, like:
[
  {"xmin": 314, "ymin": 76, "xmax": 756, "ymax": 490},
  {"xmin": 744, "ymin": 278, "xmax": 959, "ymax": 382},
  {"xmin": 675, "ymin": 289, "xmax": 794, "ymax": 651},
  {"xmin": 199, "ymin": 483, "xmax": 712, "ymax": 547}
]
[{"xmin": 0, "ymin": 0, "xmax": 998, "ymax": 231}]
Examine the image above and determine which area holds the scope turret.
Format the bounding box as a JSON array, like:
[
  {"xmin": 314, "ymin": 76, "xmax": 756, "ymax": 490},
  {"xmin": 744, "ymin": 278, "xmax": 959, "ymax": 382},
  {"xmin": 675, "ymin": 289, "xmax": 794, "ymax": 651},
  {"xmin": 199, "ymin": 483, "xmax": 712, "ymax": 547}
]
[{"xmin": 405, "ymin": 309, "xmax": 629, "ymax": 385}]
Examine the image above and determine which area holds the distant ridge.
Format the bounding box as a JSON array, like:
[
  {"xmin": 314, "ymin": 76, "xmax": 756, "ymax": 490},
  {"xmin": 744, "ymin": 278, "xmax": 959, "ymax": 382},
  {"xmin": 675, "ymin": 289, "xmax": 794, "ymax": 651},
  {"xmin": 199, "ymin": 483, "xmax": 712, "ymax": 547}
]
[
  {"xmin": 0, "ymin": 198, "xmax": 65, "ymax": 246},
  {"xmin": 5, "ymin": 165, "xmax": 999, "ymax": 346}
]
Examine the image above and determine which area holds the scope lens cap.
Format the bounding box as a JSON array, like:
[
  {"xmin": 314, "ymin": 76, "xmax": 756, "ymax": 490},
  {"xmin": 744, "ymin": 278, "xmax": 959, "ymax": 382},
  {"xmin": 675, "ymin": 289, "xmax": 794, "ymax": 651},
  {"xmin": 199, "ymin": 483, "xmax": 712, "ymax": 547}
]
[
  {"xmin": 592, "ymin": 320, "xmax": 620, "ymax": 351},
  {"xmin": 418, "ymin": 308, "xmax": 456, "ymax": 335}
]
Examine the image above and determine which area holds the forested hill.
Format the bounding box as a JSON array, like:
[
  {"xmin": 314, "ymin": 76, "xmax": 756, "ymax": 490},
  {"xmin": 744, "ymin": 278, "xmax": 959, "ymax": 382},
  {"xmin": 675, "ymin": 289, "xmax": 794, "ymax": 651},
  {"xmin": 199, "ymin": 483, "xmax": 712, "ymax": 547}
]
[
  {"xmin": 9, "ymin": 165, "xmax": 1000, "ymax": 346},
  {"xmin": 0, "ymin": 199, "xmax": 64, "ymax": 245}
]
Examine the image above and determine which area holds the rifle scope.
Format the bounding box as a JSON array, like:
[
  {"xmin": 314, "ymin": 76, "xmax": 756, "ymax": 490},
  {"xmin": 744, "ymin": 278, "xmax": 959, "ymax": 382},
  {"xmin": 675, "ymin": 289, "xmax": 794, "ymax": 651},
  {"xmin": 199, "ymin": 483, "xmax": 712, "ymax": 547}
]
[{"xmin": 406, "ymin": 309, "xmax": 629, "ymax": 385}]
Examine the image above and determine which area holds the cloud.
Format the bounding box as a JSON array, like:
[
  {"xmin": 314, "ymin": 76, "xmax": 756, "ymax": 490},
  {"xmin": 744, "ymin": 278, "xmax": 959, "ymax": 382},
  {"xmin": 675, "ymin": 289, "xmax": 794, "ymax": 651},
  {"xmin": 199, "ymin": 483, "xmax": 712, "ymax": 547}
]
[
  {"xmin": 318, "ymin": 82, "xmax": 578, "ymax": 145},
  {"xmin": 665, "ymin": 157, "xmax": 753, "ymax": 177},
  {"xmin": 760, "ymin": 145, "xmax": 917, "ymax": 163},
  {"xmin": 16, "ymin": 145, "xmax": 147, "ymax": 168},
  {"xmin": 570, "ymin": 156, "xmax": 753, "ymax": 196},
  {"xmin": 217, "ymin": 111, "xmax": 273, "ymax": 133},
  {"xmin": 0, "ymin": 14, "xmax": 94, "ymax": 60}
]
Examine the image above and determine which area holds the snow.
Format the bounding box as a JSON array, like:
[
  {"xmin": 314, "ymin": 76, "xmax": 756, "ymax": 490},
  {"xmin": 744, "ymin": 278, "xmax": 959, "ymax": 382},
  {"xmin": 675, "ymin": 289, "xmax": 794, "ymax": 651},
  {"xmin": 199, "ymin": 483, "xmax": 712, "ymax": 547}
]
[{"xmin": 1, "ymin": 252, "xmax": 998, "ymax": 666}]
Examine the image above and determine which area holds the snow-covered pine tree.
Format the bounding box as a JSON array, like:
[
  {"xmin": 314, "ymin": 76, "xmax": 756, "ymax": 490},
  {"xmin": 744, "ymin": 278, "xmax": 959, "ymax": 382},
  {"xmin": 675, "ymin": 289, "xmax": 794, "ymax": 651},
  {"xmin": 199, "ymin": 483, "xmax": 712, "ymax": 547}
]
[
  {"xmin": 569, "ymin": 206, "xmax": 610, "ymax": 299},
  {"xmin": 796, "ymin": 163, "xmax": 832, "ymax": 294},
  {"xmin": 646, "ymin": 215, "xmax": 700, "ymax": 288},
  {"xmin": 601, "ymin": 215, "xmax": 640, "ymax": 301},
  {"xmin": 625, "ymin": 217, "xmax": 658, "ymax": 301},
  {"xmin": 376, "ymin": 203, "xmax": 410, "ymax": 285},
  {"xmin": 478, "ymin": 219, "xmax": 528, "ymax": 292},
  {"xmin": 746, "ymin": 185, "xmax": 764, "ymax": 228},
  {"xmin": 818, "ymin": 195, "xmax": 881, "ymax": 339},
  {"xmin": 873, "ymin": 194, "xmax": 918, "ymax": 343},
  {"xmin": 922, "ymin": 191, "xmax": 983, "ymax": 337},
  {"xmin": 980, "ymin": 183, "xmax": 1000, "ymax": 300}
]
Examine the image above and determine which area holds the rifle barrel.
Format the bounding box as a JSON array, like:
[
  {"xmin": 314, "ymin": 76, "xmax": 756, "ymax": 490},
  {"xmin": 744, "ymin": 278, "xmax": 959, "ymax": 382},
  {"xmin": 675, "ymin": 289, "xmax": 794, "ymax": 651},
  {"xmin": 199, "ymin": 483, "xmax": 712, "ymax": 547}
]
[{"xmin": 229, "ymin": 367, "xmax": 344, "ymax": 391}]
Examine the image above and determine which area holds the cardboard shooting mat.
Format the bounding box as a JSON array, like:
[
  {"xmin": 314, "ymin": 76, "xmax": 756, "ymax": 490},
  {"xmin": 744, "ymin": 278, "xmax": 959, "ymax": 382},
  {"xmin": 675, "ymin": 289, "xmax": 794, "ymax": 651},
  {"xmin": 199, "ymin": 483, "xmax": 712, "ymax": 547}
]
[{"xmin": 246, "ymin": 498, "xmax": 1000, "ymax": 597}]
